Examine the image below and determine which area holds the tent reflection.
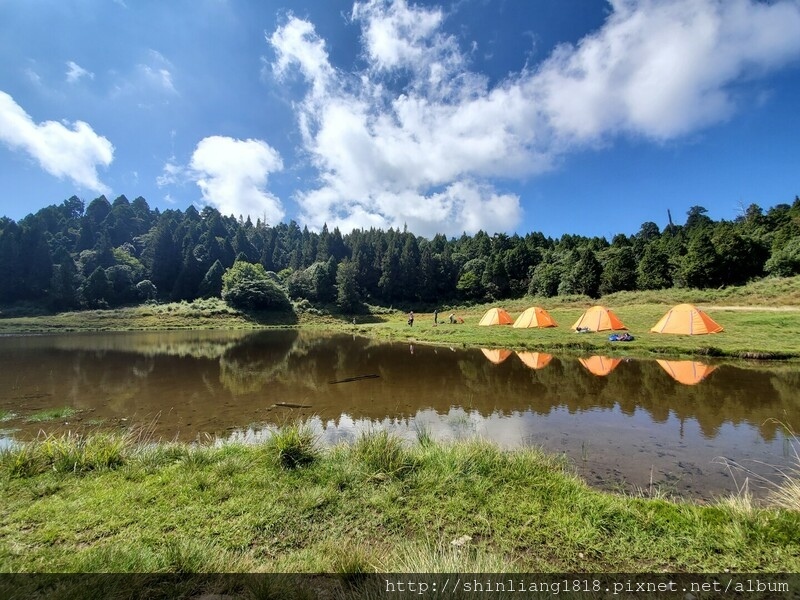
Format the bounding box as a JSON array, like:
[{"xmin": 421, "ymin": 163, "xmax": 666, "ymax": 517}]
[
  {"xmin": 579, "ymin": 355, "xmax": 622, "ymax": 376},
  {"xmin": 657, "ymin": 359, "xmax": 717, "ymax": 385},
  {"xmin": 516, "ymin": 351, "xmax": 553, "ymax": 370},
  {"xmin": 481, "ymin": 348, "xmax": 513, "ymax": 364}
]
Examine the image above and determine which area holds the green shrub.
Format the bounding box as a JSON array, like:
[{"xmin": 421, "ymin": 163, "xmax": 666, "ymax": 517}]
[
  {"xmin": 221, "ymin": 261, "xmax": 292, "ymax": 311},
  {"xmin": 0, "ymin": 442, "xmax": 44, "ymax": 478},
  {"xmin": 0, "ymin": 432, "xmax": 130, "ymax": 477},
  {"xmin": 267, "ymin": 424, "xmax": 319, "ymax": 469},
  {"xmin": 353, "ymin": 430, "xmax": 416, "ymax": 478}
]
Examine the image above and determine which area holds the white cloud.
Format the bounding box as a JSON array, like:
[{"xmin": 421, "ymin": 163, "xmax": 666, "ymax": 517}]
[
  {"xmin": 156, "ymin": 159, "xmax": 184, "ymax": 187},
  {"xmin": 268, "ymin": 0, "xmax": 800, "ymax": 237},
  {"xmin": 0, "ymin": 90, "xmax": 113, "ymax": 193},
  {"xmin": 24, "ymin": 68, "xmax": 42, "ymax": 87},
  {"xmin": 66, "ymin": 61, "xmax": 94, "ymax": 84},
  {"xmin": 270, "ymin": 17, "xmax": 334, "ymax": 99},
  {"xmin": 271, "ymin": 8, "xmax": 527, "ymax": 237},
  {"xmin": 189, "ymin": 136, "xmax": 284, "ymax": 224},
  {"xmin": 139, "ymin": 65, "xmax": 176, "ymax": 95},
  {"xmin": 353, "ymin": 0, "xmax": 446, "ymax": 71},
  {"xmin": 535, "ymin": 0, "xmax": 800, "ymax": 142},
  {"xmin": 111, "ymin": 49, "xmax": 178, "ymax": 100}
]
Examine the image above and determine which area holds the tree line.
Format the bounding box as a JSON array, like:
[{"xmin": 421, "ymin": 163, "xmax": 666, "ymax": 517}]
[{"xmin": 0, "ymin": 194, "xmax": 799, "ymax": 313}]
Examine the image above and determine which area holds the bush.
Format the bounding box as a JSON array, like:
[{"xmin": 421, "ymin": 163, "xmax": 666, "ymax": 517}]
[
  {"xmin": 267, "ymin": 424, "xmax": 319, "ymax": 470},
  {"xmin": 221, "ymin": 261, "xmax": 292, "ymax": 311},
  {"xmin": 353, "ymin": 430, "xmax": 416, "ymax": 479}
]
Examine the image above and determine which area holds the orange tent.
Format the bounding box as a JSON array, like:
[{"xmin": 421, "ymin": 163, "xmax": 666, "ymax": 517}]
[
  {"xmin": 481, "ymin": 348, "xmax": 513, "ymax": 364},
  {"xmin": 650, "ymin": 304, "xmax": 723, "ymax": 335},
  {"xmin": 513, "ymin": 306, "xmax": 558, "ymax": 328},
  {"xmin": 571, "ymin": 306, "xmax": 627, "ymax": 332},
  {"xmin": 478, "ymin": 307, "xmax": 514, "ymax": 326},
  {"xmin": 579, "ymin": 355, "xmax": 622, "ymax": 377},
  {"xmin": 516, "ymin": 351, "xmax": 553, "ymax": 370},
  {"xmin": 657, "ymin": 359, "xmax": 717, "ymax": 385}
]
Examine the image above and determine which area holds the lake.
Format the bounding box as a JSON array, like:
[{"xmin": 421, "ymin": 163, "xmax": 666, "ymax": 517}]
[{"xmin": 1, "ymin": 329, "xmax": 797, "ymax": 501}]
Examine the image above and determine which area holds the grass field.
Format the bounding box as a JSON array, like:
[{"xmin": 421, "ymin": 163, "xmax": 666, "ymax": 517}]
[
  {"xmin": 1, "ymin": 428, "xmax": 798, "ymax": 577},
  {"xmin": 1, "ymin": 277, "xmax": 799, "ymax": 360},
  {"xmin": 353, "ymin": 301, "xmax": 800, "ymax": 359}
]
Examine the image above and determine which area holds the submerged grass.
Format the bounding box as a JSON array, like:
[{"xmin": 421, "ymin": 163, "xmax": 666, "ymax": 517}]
[
  {"xmin": 715, "ymin": 423, "xmax": 800, "ymax": 513},
  {"xmin": 24, "ymin": 406, "xmax": 79, "ymax": 423},
  {"xmin": 1, "ymin": 424, "xmax": 799, "ymax": 574},
  {"xmin": 767, "ymin": 431, "xmax": 800, "ymax": 512}
]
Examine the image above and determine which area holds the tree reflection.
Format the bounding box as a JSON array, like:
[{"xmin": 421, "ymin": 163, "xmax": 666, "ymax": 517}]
[
  {"xmin": 1, "ymin": 332, "xmax": 798, "ymax": 445},
  {"xmin": 218, "ymin": 330, "xmax": 299, "ymax": 395}
]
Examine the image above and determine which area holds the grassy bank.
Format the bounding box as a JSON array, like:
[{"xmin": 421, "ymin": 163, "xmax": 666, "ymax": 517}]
[
  {"xmin": 1, "ymin": 428, "xmax": 798, "ymax": 576},
  {"xmin": 1, "ymin": 277, "xmax": 800, "ymax": 359},
  {"xmin": 350, "ymin": 303, "xmax": 800, "ymax": 360}
]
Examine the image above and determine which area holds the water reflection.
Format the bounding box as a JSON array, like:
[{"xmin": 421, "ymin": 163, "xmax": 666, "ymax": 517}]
[
  {"xmin": 515, "ymin": 351, "xmax": 553, "ymax": 370},
  {"xmin": 657, "ymin": 360, "xmax": 718, "ymax": 386},
  {"xmin": 481, "ymin": 348, "xmax": 512, "ymax": 364},
  {"xmin": 579, "ymin": 355, "xmax": 622, "ymax": 377},
  {"xmin": 1, "ymin": 330, "xmax": 798, "ymax": 499}
]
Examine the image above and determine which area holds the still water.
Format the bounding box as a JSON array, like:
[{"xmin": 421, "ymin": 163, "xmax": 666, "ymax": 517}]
[{"xmin": 1, "ymin": 330, "xmax": 798, "ymax": 500}]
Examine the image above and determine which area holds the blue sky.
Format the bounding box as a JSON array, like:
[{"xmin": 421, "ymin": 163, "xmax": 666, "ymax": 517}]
[{"xmin": 1, "ymin": 0, "xmax": 799, "ymax": 239}]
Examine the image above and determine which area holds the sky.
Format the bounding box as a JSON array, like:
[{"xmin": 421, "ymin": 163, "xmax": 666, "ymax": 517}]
[{"xmin": 1, "ymin": 0, "xmax": 799, "ymax": 240}]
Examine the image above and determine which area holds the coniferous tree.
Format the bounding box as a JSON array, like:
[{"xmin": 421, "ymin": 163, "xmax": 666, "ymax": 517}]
[
  {"xmin": 378, "ymin": 239, "xmax": 402, "ymax": 302},
  {"xmin": 336, "ymin": 258, "xmax": 361, "ymax": 312},
  {"xmin": 313, "ymin": 257, "xmax": 337, "ymax": 303},
  {"xmin": 529, "ymin": 256, "xmax": 561, "ymax": 298},
  {"xmin": 143, "ymin": 217, "xmax": 181, "ymax": 298},
  {"xmin": 82, "ymin": 267, "xmax": 111, "ymax": 308},
  {"xmin": 574, "ymin": 248, "xmax": 603, "ymax": 297},
  {"xmin": 18, "ymin": 220, "xmax": 54, "ymax": 300},
  {"xmin": 0, "ymin": 218, "xmax": 22, "ymax": 303},
  {"xmin": 680, "ymin": 230, "xmax": 721, "ymax": 289},
  {"xmin": 418, "ymin": 244, "xmax": 438, "ymax": 302},
  {"xmin": 198, "ymin": 259, "xmax": 225, "ymax": 298},
  {"xmin": 636, "ymin": 243, "xmax": 672, "ymax": 290},
  {"xmin": 399, "ymin": 235, "xmax": 420, "ymax": 300},
  {"xmin": 48, "ymin": 248, "xmax": 80, "ymax": 310},
  {"xmin": 106, "ymin": 265, "xmax": 137, "ymax": 306},
  {"xmin": 765, "ymin": 237, "xmax": 800, "ymax": 276},
  {"xmin": 599, "ymin": 246, "xmax": 637, "ymax": 295},
  {"xmin": 713, "ymin": 224, "xmax": 767, "ymax": 286}
]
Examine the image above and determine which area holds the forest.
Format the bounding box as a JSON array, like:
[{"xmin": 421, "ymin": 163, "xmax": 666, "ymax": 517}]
[{"xmin": 0, "ymin": 194, "xmax": 799, "ymax": 313}]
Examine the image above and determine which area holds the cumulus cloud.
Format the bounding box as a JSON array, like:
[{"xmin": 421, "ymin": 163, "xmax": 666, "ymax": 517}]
[
  {"xmin": 0, "ymin": 90, "xmax": 113, "ymax": 193},
  {"xmin": 66, "ymin": 61, "xmax": 94, "ymax": 84},
  {"xmin": 189, "ymin": 136, "xmax": 285, "ymax": 224},
  {"xmin": 535, "ymin": 0, "xmax": 800, "ymax": 142},
  {"xmin": 268, "ymin": 0, "xmax": 800, "ymax": 237}
]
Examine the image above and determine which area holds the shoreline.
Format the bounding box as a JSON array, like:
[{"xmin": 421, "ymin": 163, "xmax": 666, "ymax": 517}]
[
  {"xmin": 1, "ymin": 429, "xmax": 798, "ymax": 574},
  {"xmin": 1, "ymin": 300, "xmax": 799, "ymax": 362}
]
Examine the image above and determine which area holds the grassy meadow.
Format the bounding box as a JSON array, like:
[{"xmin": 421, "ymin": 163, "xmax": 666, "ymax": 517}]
[
  {"xmin": 1, "ymin": 276, "xmax": 799, "ymax": 360},
  {"xmin": 1, "ymin": 427, "xmax": 799, "ymax": 577}
]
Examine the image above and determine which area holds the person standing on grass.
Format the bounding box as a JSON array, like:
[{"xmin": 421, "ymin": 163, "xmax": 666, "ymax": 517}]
[
  {"xmin": 433, "ymin": 308, "xmax": 438, "ymax": 324},
  {"xmin": 408, "ymin": 311, "xmax": 414, "ymax": 327}
]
